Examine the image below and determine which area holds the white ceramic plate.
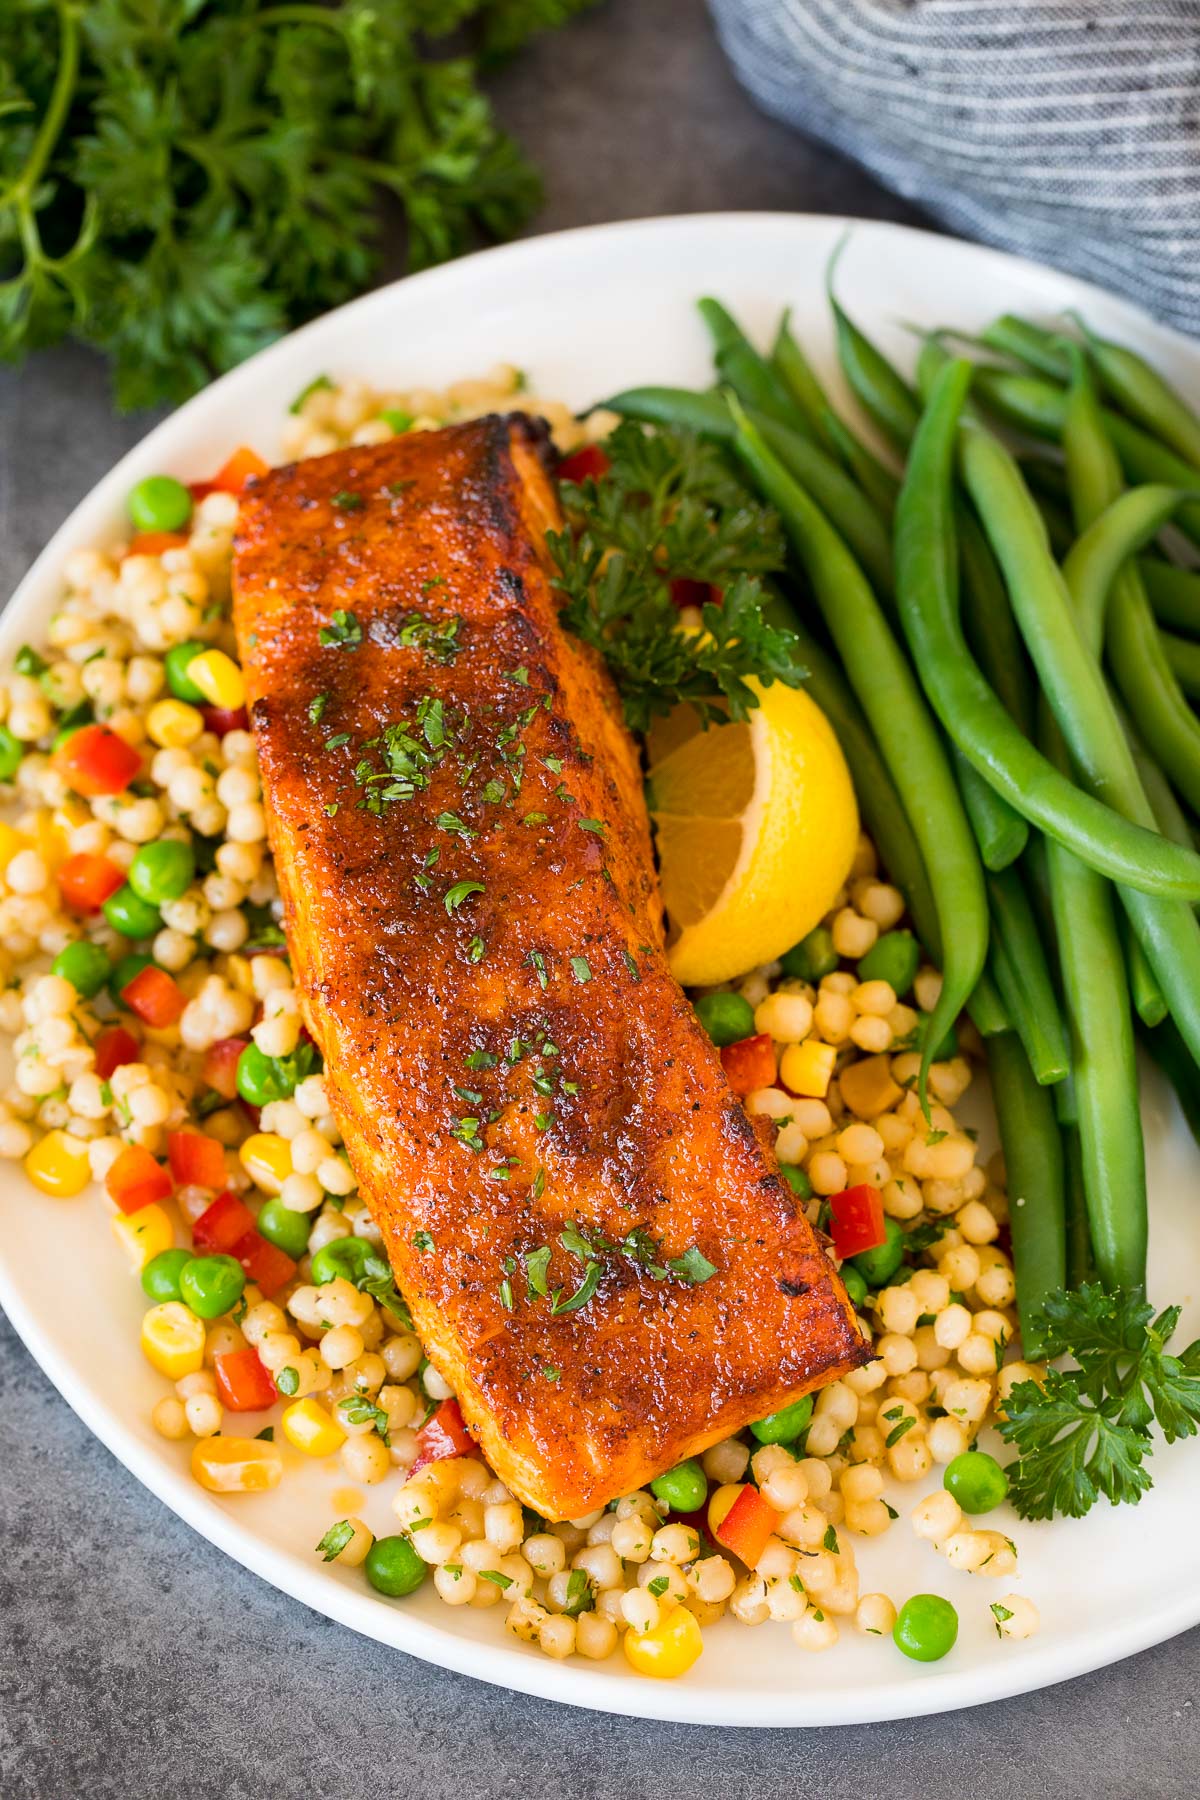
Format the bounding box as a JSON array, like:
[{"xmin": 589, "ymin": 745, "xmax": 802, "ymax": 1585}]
[{"xmin": 2, "ymin": 214, "xmax": 1199, "ymax": 1727}]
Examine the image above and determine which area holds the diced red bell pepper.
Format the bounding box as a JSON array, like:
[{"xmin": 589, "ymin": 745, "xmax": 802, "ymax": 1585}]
[
  {"xmin": 720, "ymin": 1032, "xmax": 776, "ymax": 1097},
  {"xmin": 213, "ymin": 1346, "xmax": 277, "ymax": 1412},
  {"xmin": 125, "ymin": 531, "xmax": 189, "ymax": 559},
  {"xmin": 193, "ymin": 1189, "xmax": 255, "ymax": 1253},
  {"xmin": 199, "ymin": 705, "xmax": 249, "ymax": 738},
  {"xmin": 232, "ymin": 1229, "xmax": 296, "ymax": 1299},
  {"xmin": 105, "ymin": 1143, "xmax": 172, "ymax": 1215},
  {"xmin": 211, "ymin": 445, "xmax": 269, "ymax": 494},
  {"xmin": 57, "ymin": 852, "xmax": 125, "ymax": 914},
  {"xmin": 557, "ymin": 444, "xmax": 610, "ymax": 484},
  {"xmin": 168, "ymin": 1130, "xmax": 227, "ymax": 1190},
  {"xmin": 93, "ymin": 1025, "xmax": 139, "ymax": 1080},
  {"xmin": 828, "ymin": 1183, "xmax": 886, "ymax": 1261},
  {"xmin": 669, "ymin": 578, "xmax": 722, "ymax": 610},
  {"xmin": 202, "ymin": 1037, "xmax": 248, "ymax": 1101},
  {"xmin": 121, "ymin": 964, "xmax": 186, "ymax": 1028},
  {"xmin": 715, "ymin": 1485, "xmax": 781, "ymax": 1568},
  {"xmin": 410, "ymin": 1397, "xmax": 475, "ymax": 1476},
  {"xmin": 54, "ymin": 724, "xmax": 141, "ymax": 797}
]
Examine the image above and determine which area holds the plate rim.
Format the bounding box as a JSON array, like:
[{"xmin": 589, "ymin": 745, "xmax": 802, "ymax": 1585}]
[{"xmin": 3, "ymin": 208, "xmax": 1200, "ymax": 1727}]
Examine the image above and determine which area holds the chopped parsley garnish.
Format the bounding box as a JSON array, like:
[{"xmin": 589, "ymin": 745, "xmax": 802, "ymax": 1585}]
[
  {"xmin": 569, "ymin": 955, "xmax": 592, "ymax": 983},
  {"xmin": 991, "ymin": 1603, "xmax": 1014, "ymax": 1637},
  {"xmin": 622, "ymin": 949, "xmax": 641, "ymax": 982},
  {"xmin": 543, "ymin": 1365, "xmax": 560, "ymax": 1382},
  {"xmin": 353, "ymin": 696, "xmax": 454, "ymax": 814},
  {"xmin": 998, "ymin": 1284, "xmax": 1200, "ymax": 1520},
  {"xmin": 464, "ymin": 1049, "xmax": 498, "ymax": 1071},
  {"xmin": 444, "ymin": 879, "xmax": 485, "ymax": 915},
  {"xmin": 548, "ymin": 420, "xmax": 802, "ymax": 732},
  {"xmin": 319, "ymin": 608, "xmax": 362, "ymax": 649},
  {"xmin": 563, "ymin": 1568, "xmax": 594, "ymax": 1615},
  {"xmin": 276, "ymin": 1366, "xmax": 299, "ymax": 1396},
  {"xmin": 332, "ymin": 489, "xmax": 363, "ymax": 511},
  {"xmin": 666, "ymin": 1245, "xmax": 718, "ymax": 1285},
  {"xmin": 315, "ymin": 1519, "xmax": 355, "ymax": 1561},
  {"xmin": 557, "ymin": 1222, "xmax": 716, "ymax": 1289},
  {"xmin": 341, "ymin": 1395, "xmax": 390, "ymax": 1444},
  {"xmin": 324, "ymin": 732, "xmax": 351, "ymax": 751},
  {"xmin": 524, "ymin": 1245, "xmax": 552, "ymax": 1297},
  {"xmin": 505, "ymin": 666, "xmax": 530, "ymax": 685},
  {"xmin": 479, "ymin": 1569, "xmax": 512, "ymax": 1589},
  {"xmin": 481, "ymin": 778, "xmax": 506, "ymax": 805},
  {"xmin": 308, "ymin": 692, "xmax": 330, "ymax": 725},
  {"xmin": 290, "ymin": 374, "xmax": 333, "ymax": 414},
  {"xmin": 578, "ymin": 818, "xmax": 605, "ymax": 835},
  {"xmin": 646, "ymin": 1574, "xmax": 670, "ymax": 1598},
  {"xmin": 531, "ymin": 1165, "xmax": 546, "ymax": 1200},
  {"xmin": 451, "ymin": 1115, "xmax": 483, "ymax": 1151},
  {"xmin": 467, "ymin": 936, "xmax": 486, "ymax": 963},
  {"xmin": 412, "ymin": 1230, "xmax": 435, "ymax": 1253},
  {"xmin": 255, "ymin": 1426, "xmax": 274, "ymax": 1442},
  {"xmin": 436, "ymin": 812, "xmax": 475, "ymax": 839},
  {"xmin": 398, "ymin": 613, "xmax": 461, "ymax": 664},
  {"xmin": 526, "ymin": 949, "xmax": 548, "ymax": 990},
  {"xmin": 822, "ymin": 1525, "xmax": 839, "ymax": 1553},
  {"xmin": 885, "ymin": 1415, "xmax": 917, "ymax": 1448},
  {"xmin": 550, "ymin": 1259, "xmax": 601, "ymax": 1315}
]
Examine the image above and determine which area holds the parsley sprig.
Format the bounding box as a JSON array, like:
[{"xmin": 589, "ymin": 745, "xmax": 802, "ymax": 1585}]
[
  {"xmin": 549, "ymin": 423, "xmax": 804, "ymax": 732},
  {"xmin": 0, "ymin": 0, "xmax": 596, "ymax": 409},
  {"xmin": 998, "ymin": 1285, "xmax": 1200, "ymax": 1520}
]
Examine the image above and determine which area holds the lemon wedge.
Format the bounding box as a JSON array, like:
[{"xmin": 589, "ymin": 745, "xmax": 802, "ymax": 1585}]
[{"xmin": 646, "ymin": 682, "xmax": 858, "ymax": 988}]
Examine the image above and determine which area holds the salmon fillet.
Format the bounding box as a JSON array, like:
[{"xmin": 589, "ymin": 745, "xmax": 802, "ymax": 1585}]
[{"xmin": 233, "ymin": 414, "xmax": 867, "ymax": 1519}]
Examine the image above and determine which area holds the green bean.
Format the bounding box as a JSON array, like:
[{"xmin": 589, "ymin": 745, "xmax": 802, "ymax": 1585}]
[
  {"xmin": 1126, "ymin": 717, "xmax": 1195, "ymax": 850},
  {"xmin": 1041, "ymin": 720, "xmax": 1147, "ymax": 1292},
  {"xmin": 1058, "ymin": 357, "xmax": 1200, "ymax": 1070},
  {"xmin": 1162, "ymin": 629, "xmax": 1200, "ymax": 701},
  {"xmin": 1137, "ymin": 557, "xmax": 1200, "ymax": 635},
  {"xmin": 957, "ymin": 506, "xmax": 1037, "ymax": 737},
  {"xmin": 769, "ymin": 312, "xmax": 842, "ymax": 452},
  {"xmin": 957, "ymin": 750, "xmax": 1029, "ymax": 871},
  {"xmin": 1071, "ymin": 311, "xmax": 1200, "ymax": 469},
  {"xmin": 1120, "ymin": 910, "xmax": 1167, "ymax": 1027},
  {"xmin": 986, "ymin": 864, "xmax": 1070, "ymax": 1084},
  {"xmin": 1060, "ymin": 480, "xmax": 1200, "ymax": 815},
  {"xmin": 696, "ymin": 298, "xmax": 801, "ymax": 431},
  {"xmin": 734, "ymin": 400, "xmax": 988, "ymax": 1103},
  {"xmin": 979, "ymin": 314, "xmax": 1071, "ymax": 381},
  {"xmin": 820, "ymin": 407, "xmax": 901, "ymax": 518},
  {"xmin": 827, "ymin": 242, "xmax": 922, "ymax": 449},
  {"xmin": 602, "ymin": 385, "xmax": 895, "ymax": 599},
  {"xmin": 972, "ymin": 368, "xmax": 1200, "ymax": 545},
  {"xmin": 1140, "ymin": 1016, "xmax": 1200, "ymax": 1152},
  {"xmin": 1063, "ymin": 1127, "xmax": 1095, "ymax": 1290},
  {"xmin": 895, "ymin": 363, "xmax": 1200, "ymax": 896},
  {"xmin": 985, "ymin": 1031, "xmax": 1066, "ymax": 1354}
]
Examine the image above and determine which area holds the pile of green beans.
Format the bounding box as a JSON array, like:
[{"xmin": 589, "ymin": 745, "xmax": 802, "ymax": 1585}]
[{"xmin": 602, "ymin": 274, "xmax": 1200, "ymax": 1310}]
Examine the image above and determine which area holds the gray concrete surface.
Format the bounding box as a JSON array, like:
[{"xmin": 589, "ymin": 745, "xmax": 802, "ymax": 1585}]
[{"xmin": 0, "ymin": 2, "xmax": 1196, "ymax": 1794}]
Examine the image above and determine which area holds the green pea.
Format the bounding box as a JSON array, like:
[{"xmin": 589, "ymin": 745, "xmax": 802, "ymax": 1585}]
[
  {"xmin": 128, "ymin": 474, "xmax": 192, "ymax": 535},
  {"xmin": 164, "ymin": 641, "xmax": 209, "ymax": 703},
  {"xmin": 380, "ymin": 409, "xmax": 414, "ymax": 434},
  {"xmin": 52, "ymin": 938, "xmax": 111, "ymax": 999},
  {"xmin": 893, "ymin": 1593, "xmax": 959, "ymax": 1662},
  {"xmin": 236, "ymin": 1042, "xmax": 299, "ymax": 1107},
  {"xmin": 309, "ymin": 1236, "xmax": 373, "ymax": 1288},
  {"xmin": 102, "ymin": 885, "xmax": 162, "ymax": 940},
  {"xmin": 129, "ymin": 839, "xmax": 195, "ymax": 905},
  {"xmin": 780, "ymin": 1163, "xmax": 813, "ymax": 1201},
  {"xmin": 650, "ymin": 1458, "xmax": 708, "ymax": 1512},
  {"xmin": 841, "ymin": 1264, "xmax": 868, "ymax": 1309},
  {"xmin": 849, "ymin": 1215, "xmax": 906, "ymax": 1288},
  {"xmin": 692, "ymin": 990, "xmax": 756, "ymax": 1047},
  {"xmin": 0, "ymin": 723, "xmax": 24, "ymax": 780},
  {"xmin": 780, "ymin": 925, "xmax": 837, "ymax": 983},
  {"xmin": 750, "ymin": 1394, "xmax": 814, "ymax": 1444},
  {"xmin": 858, "ymin": 929, "xmax": 920, "ymax": 997},
  {"xmin": 110, "ymin": 951, "xmax": 154, "ymax": 1004},
  {"xmin": 256, "ymin": 1198, "xmax": 313, "ymax": 1261},
  {"xmin": 364, "ymin": 1534, "xmax": 427, "ymax": 1597},
  {"xmin": 943, "ymin": 1450, "xmax": 1009, "ymax": 1515},
  {"xmin": 178, "ymin": 1253, "xmax": 245, "ymax": 1320},
  {"xmin": 141, "ymin": 1248, "xmax": 195, "ymax": 1304}
]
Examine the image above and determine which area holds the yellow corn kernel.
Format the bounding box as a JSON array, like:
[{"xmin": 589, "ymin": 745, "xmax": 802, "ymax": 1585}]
[
  {"xmin": 52, "ymin": 799, "xmax": 91, "ymax": 837},
  {"xmin": 111, "ymin": 1202, "xmax": 174, "ymax": 1271},
  {"xmin": 239, "ymin": 1132, "xmax": 292, "ymax": 1193},
  {"xmin": 24, "ymin": 1129, "xmax": 92, "ymax": 1197},
  {"xmin": 780, "ymin": 1039, "xmax": 837, "ymax": 1099},
  {"xmin": 282, "ymin": 1397, "xmax": 346, "ymax": 1457},
  {"xmin": 707, "ymin": 1482, "xmax": 745, "ymax": 1538},
  {"xmin": 146, "ymin": 698, "xmax": 205, "ymax": 749},
  {"xmin": 0, "ymin": 822, "xmax": 29, "ymax": 870},
  {"xmin": 191, "ymin": 1436, "xmax": 284, "ymax": 1494},
  {"xmin": 29, "ymin": 806, "xmax": 68, "ymax": 874},
  {"xmin": 187, "ymin": 649, "xmax": 245, "ymax": 712},
  {"xmin": 141, "ymin": 1301, "xmax": 206, "ymax": 1379},
  {"xmin": 623, "ymin": 1603, "xmax": 704, "ymax": 1679}
]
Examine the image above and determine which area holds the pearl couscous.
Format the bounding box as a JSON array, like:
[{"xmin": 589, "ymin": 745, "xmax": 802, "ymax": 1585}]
[{"xmin": 1, "ymin": 367, "xmax": 1039, "ymax": 1678}]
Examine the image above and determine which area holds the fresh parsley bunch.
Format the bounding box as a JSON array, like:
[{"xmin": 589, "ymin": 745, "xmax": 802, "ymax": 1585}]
[
  {"xmin": 999, "ymin": 1284, "xmax": 1200, "ymax": 1520},
  {"xmin": 549, "ymin": 421, "xmax": 804, "ymax": 732},
  {"xmin": 0, "ymin": 0, "xmax": 595, "ymax": 408}
]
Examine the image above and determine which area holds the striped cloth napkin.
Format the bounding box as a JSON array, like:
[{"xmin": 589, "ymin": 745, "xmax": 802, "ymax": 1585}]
[{"xmin": 708, "ymin": 0, "xmax": 1200, "ymax": 334}]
